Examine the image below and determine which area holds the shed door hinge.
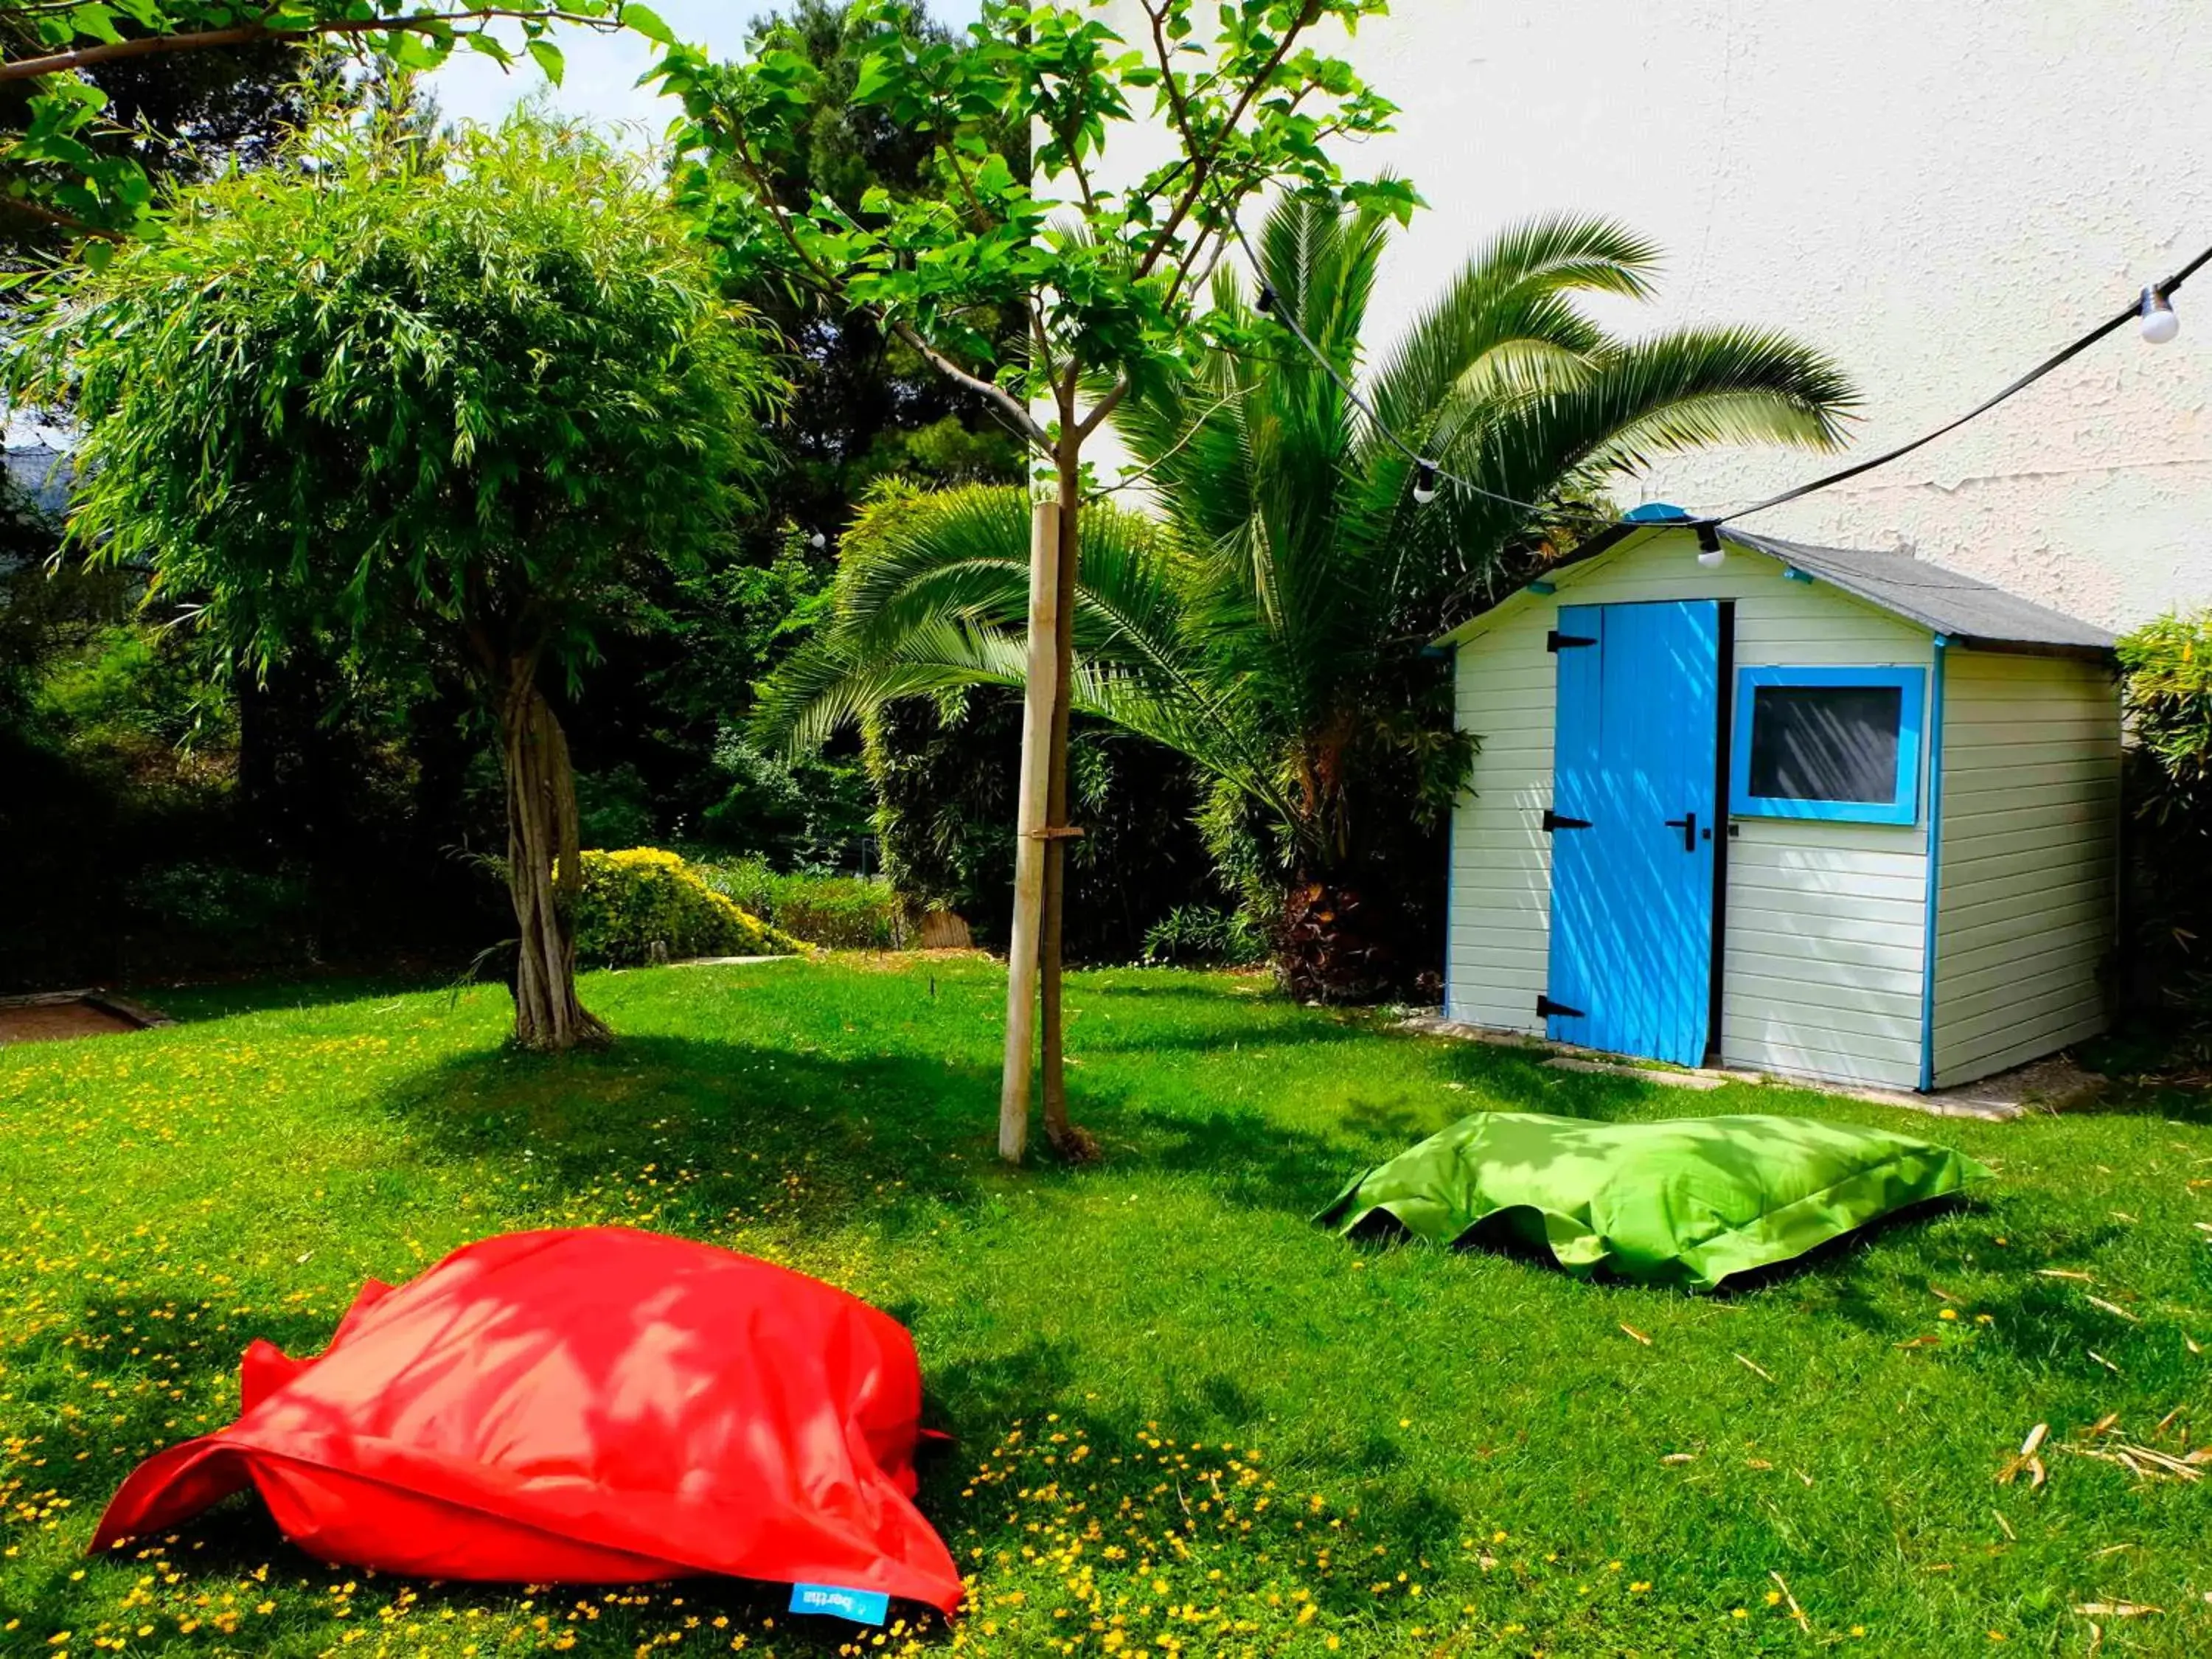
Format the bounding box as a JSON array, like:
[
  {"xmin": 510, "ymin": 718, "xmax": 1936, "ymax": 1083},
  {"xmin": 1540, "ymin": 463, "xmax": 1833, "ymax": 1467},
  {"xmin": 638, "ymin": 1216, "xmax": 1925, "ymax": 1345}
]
[
  {"xmin": 1537, "ymin": 995, "xmax": 1585, "ymax": 1020},
  {"xmin": 1541, "ymin": 809, "xmax": 1591, "ymax": 832},
  {"xmin": 1546, "ymin": 630, "xmax": 1596, "ymax": 653}
]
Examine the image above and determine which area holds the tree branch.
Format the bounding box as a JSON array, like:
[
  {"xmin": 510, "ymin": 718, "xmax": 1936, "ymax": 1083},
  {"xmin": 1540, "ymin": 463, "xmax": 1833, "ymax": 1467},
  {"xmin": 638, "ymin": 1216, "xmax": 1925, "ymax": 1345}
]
[
  {"xmin": 1088, "ymin": 380, "xmax": 1244, "ymax": 496},
  {"xmin": 894, "ymin": 319, "xmax": 1049, "ymax": 445},
  {"xmin": 1131, "ymin": 1, "xmax": 1310, "ymax": 282},
  {"xmin": 0, "ymin": 193, "xmax": 123, "ymax": 241},
  {"xmin": 719, "ymin": 125, "xmax": 1047, "ymax": 448},
  {"xmin": 1028, "ymin": 301, "xmax": 1055, "ymax": 388},
  {"xmin": 1074, "ymin": 377, "xmax": 1128, "ymax": 442},
  {"xmin": 0, "ymin": 7, "xmax": 617, "ymax": 83}
]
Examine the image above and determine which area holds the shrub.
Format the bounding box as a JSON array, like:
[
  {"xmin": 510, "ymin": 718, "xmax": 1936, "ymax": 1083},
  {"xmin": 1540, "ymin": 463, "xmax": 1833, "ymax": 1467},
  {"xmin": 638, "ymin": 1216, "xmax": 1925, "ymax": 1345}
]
[
  {"xmin": 690, "ymin": 856, "xmax": 905, "ymax": 950},
  {"xmin": 576, "ymin": 763, "xmax": 658, "ymax": 852},
  {"xmin": 1142, "ymin": 904, "xmax": 1269, "ymax": 968},
  {"xmin": 863, "ymin": 692, "xmax": 1219, "ymax": 956},
  {"xmin": 2121, "ymin": 611, "xmax": 2212, "ymax": 808},
  {"xmin": 572, "ymin": 849, "xmax": 802, "ymax": 967},
  {"xmin": 121, "ymin": 860, "xmax": 313, "ymax": 970},
  {"xmin": 2117, "ymin": 611, "xmax": 2212, "ymax": 1065}
]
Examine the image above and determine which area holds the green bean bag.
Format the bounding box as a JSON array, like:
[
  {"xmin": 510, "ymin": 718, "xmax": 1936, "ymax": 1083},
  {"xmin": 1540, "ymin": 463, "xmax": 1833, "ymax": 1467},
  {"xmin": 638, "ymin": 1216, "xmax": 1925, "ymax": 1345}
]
[{"xmin": 1316, "ymin": 1112, "xmax": 1990, "ymax": 1290}]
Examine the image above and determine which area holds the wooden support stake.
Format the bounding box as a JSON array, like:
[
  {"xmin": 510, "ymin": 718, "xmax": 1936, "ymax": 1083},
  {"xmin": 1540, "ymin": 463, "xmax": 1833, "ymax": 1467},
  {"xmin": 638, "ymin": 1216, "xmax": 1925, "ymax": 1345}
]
[{"xmin": 998, "ymin": 496, "xmax": 1061, "ymax": 1163}]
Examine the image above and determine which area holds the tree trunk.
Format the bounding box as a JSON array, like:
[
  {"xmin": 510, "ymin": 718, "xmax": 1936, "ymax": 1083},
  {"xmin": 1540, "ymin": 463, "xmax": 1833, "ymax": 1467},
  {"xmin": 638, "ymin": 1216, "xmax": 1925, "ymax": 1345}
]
[
  {"xmin": 1279, "ymin": 877, "xmax": 1391, "ymax": 1005},
  {"xmin": 1037, "ymin": 445, "xmax": 1097, "ymax": 1162},
  {"xmin": 999, "ymin": 498, "xmax": 1060, "ymax": 1163},
  {"xmin": 500, "ymin": 661, "xmax": 609, "ymax": 1052}
]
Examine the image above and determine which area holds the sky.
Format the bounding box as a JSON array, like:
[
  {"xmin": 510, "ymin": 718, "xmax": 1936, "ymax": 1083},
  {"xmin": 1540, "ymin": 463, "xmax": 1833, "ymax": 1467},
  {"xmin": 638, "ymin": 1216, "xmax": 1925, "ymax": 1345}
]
[{"xmin": 426, "ymin": 0, "xmax": 981, "ymax": 144}]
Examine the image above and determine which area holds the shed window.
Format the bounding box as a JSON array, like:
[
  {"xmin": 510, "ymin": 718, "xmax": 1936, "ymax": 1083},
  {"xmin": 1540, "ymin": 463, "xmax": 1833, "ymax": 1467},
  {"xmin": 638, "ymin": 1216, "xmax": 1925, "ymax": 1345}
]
[{"xmin": 1731, "ymin": 666, "xmax": 1924, "ymax": 825}]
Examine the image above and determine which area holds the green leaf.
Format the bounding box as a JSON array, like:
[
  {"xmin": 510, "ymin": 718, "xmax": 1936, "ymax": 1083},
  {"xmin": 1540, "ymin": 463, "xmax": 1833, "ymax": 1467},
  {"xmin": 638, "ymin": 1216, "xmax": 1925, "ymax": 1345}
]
[
  {"xmin": 69, "ymin": 4, "xmax": 124, "ymax": 46},
  {"xmin": 527, "ymin": 38, "xmax": 566, "ymax": 85},
  {"xmin": 622, "ymin": 1, "xmax": 677, "ymax": 45},
  {"xmin": 385, "ymin": 29, "xmax": 447, "ymax": 71},
  {"xmin": 852, "ymin": 52, "xmax": 894, "ymax": 103}
]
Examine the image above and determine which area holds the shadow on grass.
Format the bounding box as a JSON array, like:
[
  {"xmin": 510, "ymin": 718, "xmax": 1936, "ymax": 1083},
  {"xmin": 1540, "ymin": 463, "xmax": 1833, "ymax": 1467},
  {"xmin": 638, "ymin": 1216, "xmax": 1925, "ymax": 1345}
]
[
  {"xmin": 1068, "ymin": 1017, "xmax": 1378, "ymax": 1056},
  {"xmin": 365, "ymin": 1034, "xmax": 1015, "ymax": 1237},
  {"xmin": 350, "ymin": 1013, "xmax": 1447, "ymax": 1239},
  {"xmin": 149, "ymin": 971, "xmax": 456, "ymax": 1023}
]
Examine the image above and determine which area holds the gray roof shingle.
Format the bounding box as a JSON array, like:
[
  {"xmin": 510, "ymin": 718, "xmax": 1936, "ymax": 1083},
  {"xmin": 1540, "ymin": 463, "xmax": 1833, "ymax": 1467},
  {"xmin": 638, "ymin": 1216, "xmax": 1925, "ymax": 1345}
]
[
  {"xmin": 1436, "ymin": 515, "xmax": 2117, "ymax": 659},
  {"xmin": 1717, "ymin": 529, "xmax": 2116, "ymax": 658}
]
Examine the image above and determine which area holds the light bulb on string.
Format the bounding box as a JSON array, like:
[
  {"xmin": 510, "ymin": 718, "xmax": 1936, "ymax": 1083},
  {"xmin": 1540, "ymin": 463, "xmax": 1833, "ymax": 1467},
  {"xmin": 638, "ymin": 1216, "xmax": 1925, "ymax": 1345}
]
[
  {"xmin": 1411, "ymin": 460, "xmax": 1439, "ymax": 504},
  {"xmin": 2141, "ymin": 286, "xmax": 2180, "ymax": 344},
  {"xmin": 1695, "ymin": 522, "xmax": 1725, "ymax": 569},
  {"xmin": 1256, "ymin": 284, "xmax": 1276, "ymax": 314}
]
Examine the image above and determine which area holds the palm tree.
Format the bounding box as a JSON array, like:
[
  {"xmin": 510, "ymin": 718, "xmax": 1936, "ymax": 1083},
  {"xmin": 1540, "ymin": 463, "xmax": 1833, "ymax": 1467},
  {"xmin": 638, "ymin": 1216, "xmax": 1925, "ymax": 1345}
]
[{"xmin": 761, "ymin": 195, "xmax": 1856, "ymax": 995}]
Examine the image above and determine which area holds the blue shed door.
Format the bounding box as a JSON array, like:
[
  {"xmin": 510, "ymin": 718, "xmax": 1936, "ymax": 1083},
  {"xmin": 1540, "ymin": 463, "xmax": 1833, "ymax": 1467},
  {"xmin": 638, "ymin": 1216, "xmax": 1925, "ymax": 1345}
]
[{"xmin": 1545, "ymin": 601, "xmax": 1720, "ymax": 1065}]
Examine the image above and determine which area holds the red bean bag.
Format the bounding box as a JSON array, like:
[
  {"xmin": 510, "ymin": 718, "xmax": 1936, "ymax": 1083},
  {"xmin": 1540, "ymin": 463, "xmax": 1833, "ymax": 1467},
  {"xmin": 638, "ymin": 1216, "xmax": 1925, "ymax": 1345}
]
[{"xmin": 91, "ymin": 1228, "xmax": 962, "ymax": 1614}]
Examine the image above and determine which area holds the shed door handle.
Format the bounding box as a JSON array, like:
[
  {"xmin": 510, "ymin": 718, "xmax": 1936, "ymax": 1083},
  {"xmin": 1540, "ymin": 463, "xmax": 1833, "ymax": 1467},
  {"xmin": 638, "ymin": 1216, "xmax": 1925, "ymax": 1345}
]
[{"xmin": 1662, "ymin": 810, "xmax": 1697, "ymax": 852}]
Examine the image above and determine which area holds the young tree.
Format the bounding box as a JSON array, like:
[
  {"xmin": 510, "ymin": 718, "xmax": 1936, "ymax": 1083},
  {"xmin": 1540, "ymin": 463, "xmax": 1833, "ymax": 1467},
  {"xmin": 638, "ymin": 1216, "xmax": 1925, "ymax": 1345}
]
[
  {"xmin": 9, "ymin": 115, "xmax": 782, "ymax": 1048},
  {"xmin": 0, "ymin": 0, "xmax": 641, "ymax": 242},
  {"xmin": 651, "ymin": 0, "xmax": 1411, "ymax": 1161},
  {"xmin": 759, "ymin": 202, "xmax": 1854, "ymax": 998},
  {"xmin": 552, "ymin": 0, "xmax": 1029, "ymax": 866}
]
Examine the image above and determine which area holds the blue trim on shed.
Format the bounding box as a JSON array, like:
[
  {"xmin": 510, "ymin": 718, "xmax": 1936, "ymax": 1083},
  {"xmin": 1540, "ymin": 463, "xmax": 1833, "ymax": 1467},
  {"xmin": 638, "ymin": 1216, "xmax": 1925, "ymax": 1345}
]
[
  {"xmin": 1919, "ymin": 636, "xmax": 1950, "ymax": 1091},
  {"xmin": 1729, "ymin": 664, "xmax": 1927, "ymax": 826},
  {"xmin": 1444, "ymin": 728, "xmax": 1456, "ymax": 1020}
]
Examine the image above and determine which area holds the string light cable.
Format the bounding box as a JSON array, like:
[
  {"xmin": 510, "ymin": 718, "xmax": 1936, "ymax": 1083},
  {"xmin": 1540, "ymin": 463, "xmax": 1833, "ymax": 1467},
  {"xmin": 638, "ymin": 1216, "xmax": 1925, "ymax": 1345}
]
[
  {"xmin": 1218, "ymin": 201, "xmax": 2210, "ymax": 532},
  {"xmin": 1704, "ymin": 243, "xmax": 2210, "ymax": 527}
]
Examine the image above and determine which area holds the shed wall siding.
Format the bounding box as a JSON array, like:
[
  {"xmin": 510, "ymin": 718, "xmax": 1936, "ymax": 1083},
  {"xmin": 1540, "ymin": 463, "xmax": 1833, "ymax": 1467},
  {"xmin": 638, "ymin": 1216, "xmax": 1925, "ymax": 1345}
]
[
  {"xmin": 1449, "ymin": 534, "xmax": 1931, "ymax": 1089},
  {"xmin": 1930, "ymin": 653, "xmax": 2118, "ymax": 1085}
]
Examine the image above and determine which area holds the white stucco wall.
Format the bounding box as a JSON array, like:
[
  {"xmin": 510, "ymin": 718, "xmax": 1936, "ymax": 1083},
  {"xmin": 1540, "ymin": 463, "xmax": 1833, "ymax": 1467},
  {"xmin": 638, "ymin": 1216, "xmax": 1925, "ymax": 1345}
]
[{"xmin": 1094, "ymin": 0, "xmax": 2211, "ymax": 629}]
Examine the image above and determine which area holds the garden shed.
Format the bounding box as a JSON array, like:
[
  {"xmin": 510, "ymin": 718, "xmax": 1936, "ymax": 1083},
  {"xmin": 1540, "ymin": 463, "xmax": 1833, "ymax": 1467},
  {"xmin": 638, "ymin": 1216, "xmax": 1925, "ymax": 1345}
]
[{"xmin": 1438, "ymin": 512, "xmax": 2120, "ymax": 1092}]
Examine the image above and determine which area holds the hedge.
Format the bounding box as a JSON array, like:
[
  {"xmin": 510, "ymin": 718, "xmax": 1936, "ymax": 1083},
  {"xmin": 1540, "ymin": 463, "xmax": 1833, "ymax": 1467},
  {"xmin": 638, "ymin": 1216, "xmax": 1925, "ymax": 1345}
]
[
  {"xmin": 689, "ymin": 856, "xmax": 905, "ymax": 950},
  {"xmin": 2118, "ymin": 611, "xmax": 2212, "ymax": 1063},
  {"xmin": 572, "ymin": 848, "xmax": 803, "ymax": 967}
]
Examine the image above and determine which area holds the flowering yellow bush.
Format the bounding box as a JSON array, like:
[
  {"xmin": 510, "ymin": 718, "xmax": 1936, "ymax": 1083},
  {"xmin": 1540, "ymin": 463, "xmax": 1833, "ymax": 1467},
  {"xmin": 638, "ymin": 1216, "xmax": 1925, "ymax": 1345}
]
[{"xmin": 571, "ymin": 848, "xmax": 802, "ymax": 967}]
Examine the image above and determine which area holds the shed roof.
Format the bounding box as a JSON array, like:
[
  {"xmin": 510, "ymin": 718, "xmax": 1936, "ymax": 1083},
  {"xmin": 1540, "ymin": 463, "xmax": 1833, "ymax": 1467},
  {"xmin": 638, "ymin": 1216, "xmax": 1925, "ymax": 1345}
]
[
  {"xmin": 1441, "ymin": 519, "xmax": 2116, "ymax": 661},
  {"xmin": 1717, "ymin": 529, "xmax": 2115, "ymax": 658}
]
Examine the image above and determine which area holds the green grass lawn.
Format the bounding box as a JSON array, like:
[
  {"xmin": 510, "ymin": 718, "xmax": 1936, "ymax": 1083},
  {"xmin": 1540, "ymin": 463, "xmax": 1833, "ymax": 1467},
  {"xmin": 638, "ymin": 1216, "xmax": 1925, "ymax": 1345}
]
[{"xmin": 3, "ymin": 958, "xmax": 2208, "ymax": 1658}]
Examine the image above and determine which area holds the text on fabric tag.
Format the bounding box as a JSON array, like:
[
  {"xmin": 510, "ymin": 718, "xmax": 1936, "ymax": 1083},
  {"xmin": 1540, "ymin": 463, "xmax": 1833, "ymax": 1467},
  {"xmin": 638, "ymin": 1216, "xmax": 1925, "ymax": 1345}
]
[{"xmin": 790, "ymin": 1583, "xmax": 890, "ymax": 1624}]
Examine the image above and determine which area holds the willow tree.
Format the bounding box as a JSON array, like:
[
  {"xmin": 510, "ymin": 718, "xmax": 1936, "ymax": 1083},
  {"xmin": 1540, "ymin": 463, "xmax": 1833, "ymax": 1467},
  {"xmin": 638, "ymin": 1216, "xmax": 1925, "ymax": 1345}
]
[
  {"xmin": 9, "ymin": 116, "xmax": 782, "ymax": 1048},
  {"xmin": 651, "ymin": 0, "xmax": 1411, "ymax": 1161}
]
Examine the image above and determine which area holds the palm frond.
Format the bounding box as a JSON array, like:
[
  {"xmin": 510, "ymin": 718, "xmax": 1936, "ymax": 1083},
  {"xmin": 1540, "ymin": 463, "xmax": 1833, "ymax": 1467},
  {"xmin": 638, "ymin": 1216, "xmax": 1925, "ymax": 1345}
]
[
  {"xmin": 755, "ymin": 615, "xmax": 1031, "ymax": 753},
  {"xmin": 1433, "ymin": 327, "xmax": 1854, "ymax": 526},
  {"xmin": 757, "ymin": 479, "xmax": 1298, "ymax": 821},
  {"xmin": 1361, "ymin": 215, "xmax": 1666, "ymax": 465},
  {"xmin": 799, "ymin": 208, "xmax": 1860, "ymax": 888},
  {"xmin": 1554, "ymin": 327, "xmax": 1859, "ymax": 470}
]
